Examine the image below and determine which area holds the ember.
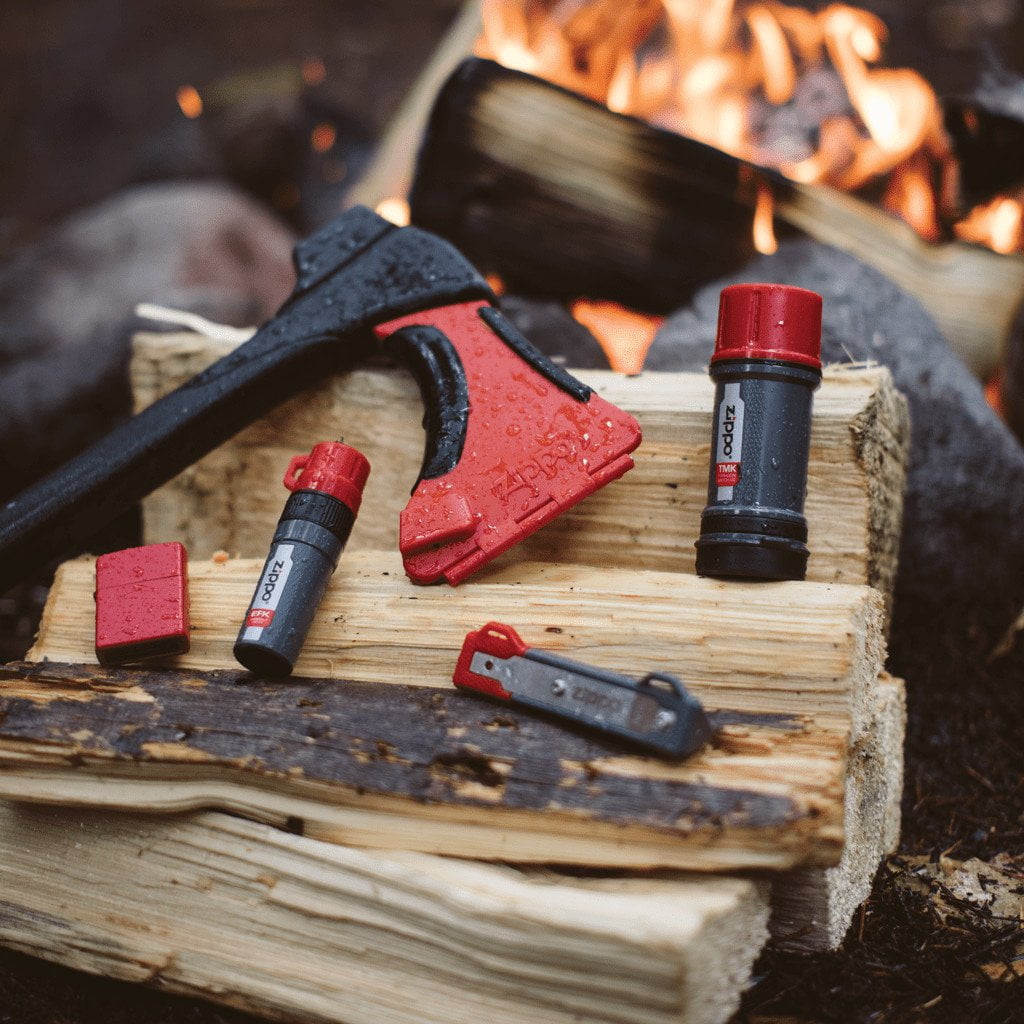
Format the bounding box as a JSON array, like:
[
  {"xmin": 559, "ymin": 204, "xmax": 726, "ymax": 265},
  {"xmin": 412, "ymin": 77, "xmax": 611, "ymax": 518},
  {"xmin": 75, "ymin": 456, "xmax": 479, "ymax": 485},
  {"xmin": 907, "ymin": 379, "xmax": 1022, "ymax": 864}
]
[{"xmin": 175, "ymin": 84, "xmax": 203, "ymax": 119}]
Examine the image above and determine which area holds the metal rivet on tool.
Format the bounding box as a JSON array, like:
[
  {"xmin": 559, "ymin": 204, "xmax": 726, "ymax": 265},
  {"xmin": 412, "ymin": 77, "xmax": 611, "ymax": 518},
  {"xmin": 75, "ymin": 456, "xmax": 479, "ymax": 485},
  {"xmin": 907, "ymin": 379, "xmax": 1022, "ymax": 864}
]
[
  {"xmin": 551, "ymin": 678, "xmax": 567, "ymax": 696},
  {"xmin": 654, "ymin": 709, "xmax": 677, "ymax": 730}
]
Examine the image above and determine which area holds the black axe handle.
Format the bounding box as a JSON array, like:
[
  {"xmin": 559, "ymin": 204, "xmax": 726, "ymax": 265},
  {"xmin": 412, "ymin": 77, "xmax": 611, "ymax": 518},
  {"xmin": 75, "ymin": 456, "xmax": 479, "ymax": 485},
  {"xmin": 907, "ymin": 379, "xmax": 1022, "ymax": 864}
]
[{"xmin": 0, "ymin": 207, "xmax": 492, "ymax": 587}]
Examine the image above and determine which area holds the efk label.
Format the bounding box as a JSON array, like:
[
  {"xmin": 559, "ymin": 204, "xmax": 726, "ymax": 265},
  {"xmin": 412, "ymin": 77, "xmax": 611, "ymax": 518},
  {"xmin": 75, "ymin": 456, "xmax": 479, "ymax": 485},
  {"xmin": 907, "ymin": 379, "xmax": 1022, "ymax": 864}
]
[{"xmin": 245, "ymin": 608, "xmax": 275, "ymax": 629}]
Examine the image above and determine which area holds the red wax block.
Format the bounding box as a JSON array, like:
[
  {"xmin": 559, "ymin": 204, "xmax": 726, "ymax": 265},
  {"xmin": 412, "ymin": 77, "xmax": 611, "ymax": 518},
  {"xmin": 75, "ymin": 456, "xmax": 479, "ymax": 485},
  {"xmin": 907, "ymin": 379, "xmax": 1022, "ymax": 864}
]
[{"xmin": 95, "ymin": 542, "xmax": 190, "ymax": 666}]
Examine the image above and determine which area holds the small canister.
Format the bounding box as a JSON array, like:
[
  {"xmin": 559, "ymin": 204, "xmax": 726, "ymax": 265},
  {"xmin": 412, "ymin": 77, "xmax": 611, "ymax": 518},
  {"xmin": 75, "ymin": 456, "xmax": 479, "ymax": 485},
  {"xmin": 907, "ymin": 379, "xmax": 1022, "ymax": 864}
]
[
  {"xmin": 234, "ymin": 441, "xmax": 370, "ymax": 676},
  {"xmin": 695, "ymin": 283, "xmax": 822, "ymax": 581}
]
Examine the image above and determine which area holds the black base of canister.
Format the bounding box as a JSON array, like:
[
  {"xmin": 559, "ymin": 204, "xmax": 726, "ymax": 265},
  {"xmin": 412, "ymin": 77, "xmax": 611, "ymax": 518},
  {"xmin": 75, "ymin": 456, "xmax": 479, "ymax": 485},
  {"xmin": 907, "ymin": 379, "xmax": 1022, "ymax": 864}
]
[
  {"xmin": 695, "ymin": 512, "xmax": 809, "ymax": 580},
  {"xmin": 695, "ymin": 533, "xmax": 808, "ymax": 580}
]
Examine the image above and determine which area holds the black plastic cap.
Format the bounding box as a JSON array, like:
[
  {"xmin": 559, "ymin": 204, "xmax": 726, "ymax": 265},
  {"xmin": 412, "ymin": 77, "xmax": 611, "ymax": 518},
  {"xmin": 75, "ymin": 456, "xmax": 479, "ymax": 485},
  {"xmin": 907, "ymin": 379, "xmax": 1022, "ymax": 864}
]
[{"xmin": 695, "ymin": 532, "xmax": 809, "ymax": 581}]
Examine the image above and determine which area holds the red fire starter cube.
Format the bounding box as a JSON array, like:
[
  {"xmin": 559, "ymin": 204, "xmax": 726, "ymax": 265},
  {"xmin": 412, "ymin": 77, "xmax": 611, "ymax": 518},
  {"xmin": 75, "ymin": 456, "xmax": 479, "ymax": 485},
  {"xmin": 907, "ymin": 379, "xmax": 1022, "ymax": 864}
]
[{"xmin": 94, "ymin": 542, "xmax": 190, "ymax": 666}]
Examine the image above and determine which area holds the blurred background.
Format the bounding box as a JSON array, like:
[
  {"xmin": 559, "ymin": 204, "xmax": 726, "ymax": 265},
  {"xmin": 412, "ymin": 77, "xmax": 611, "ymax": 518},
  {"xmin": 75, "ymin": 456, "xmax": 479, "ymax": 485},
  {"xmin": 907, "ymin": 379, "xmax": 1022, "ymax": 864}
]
[{"xmin": 1, "ymin": 0, "xmax": 467, "ymax": 243}]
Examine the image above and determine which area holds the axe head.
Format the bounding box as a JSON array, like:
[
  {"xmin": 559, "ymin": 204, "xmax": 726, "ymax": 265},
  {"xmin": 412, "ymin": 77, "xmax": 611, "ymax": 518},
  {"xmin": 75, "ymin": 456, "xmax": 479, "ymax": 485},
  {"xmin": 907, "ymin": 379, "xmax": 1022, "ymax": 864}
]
[{"xmin": 375, "ymin": 300, "xmax": 641, "ymax": 585}]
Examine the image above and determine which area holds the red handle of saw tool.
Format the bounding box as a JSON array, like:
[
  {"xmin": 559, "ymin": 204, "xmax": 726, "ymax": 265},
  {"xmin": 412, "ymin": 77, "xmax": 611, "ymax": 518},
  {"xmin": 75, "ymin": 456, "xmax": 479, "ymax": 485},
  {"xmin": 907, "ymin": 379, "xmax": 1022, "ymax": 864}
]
[{"xmin": 452, "ymin": 621, "xmax": 527, "ymax": 700}]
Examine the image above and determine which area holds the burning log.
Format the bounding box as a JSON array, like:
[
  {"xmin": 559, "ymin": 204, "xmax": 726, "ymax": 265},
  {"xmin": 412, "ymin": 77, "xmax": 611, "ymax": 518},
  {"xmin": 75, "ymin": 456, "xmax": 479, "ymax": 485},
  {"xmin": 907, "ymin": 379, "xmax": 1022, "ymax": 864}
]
[{"xmin": 409, "ymin": 58, "xmax": 1024, "ymax": 376}]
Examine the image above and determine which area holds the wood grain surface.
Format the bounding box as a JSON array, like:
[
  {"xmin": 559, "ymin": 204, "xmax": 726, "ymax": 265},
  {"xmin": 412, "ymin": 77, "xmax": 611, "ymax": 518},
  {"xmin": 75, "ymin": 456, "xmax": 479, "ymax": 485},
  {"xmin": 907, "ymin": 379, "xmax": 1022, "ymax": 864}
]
[
  {"xmin": 133, "ymin": 335, "xmax": 908, "ymax": 605},
  {"xmin": 0, "ymin": 801, "xmax": 770, "ymax": 1024},
  {"xmin": 29, "ymin": 552, "xmax": 886, "ymax": 729}
]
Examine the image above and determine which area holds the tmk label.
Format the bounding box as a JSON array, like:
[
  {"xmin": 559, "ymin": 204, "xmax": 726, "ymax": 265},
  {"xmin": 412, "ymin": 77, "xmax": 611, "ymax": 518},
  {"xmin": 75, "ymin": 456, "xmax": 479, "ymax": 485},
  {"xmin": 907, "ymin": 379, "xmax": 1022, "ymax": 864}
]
[
  {"xmin": 716, "ymin": 462, "xmax": 740, "ymax": 487},
  {"xmin": 715, "ymin": 383, "xmax": 745, "ymax": 501},
  {"xmin": 242, "ymin": 544, "xmax": 294, "ymax": 641}
]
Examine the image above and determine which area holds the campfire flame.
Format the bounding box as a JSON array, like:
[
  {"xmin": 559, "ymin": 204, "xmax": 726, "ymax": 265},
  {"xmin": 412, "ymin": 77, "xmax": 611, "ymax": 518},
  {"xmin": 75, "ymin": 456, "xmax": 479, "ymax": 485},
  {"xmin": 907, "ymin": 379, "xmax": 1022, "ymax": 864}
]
[
  {"xmin": 955, "ymin": 192, "xmax": 1024, "ymax": 255},
  {"xmin": 476, "ymin": 0, "xmax": 1022, "ymax": 255},
  {"xmin": 571, "ymin": 300, "xmax": 663, "ymax": 374},
  {"xmin": 475, "ymin": 0, "xmax": 1024, "ymax": 370},
  {"xmin": 376, "ymin": 197, "xmax": 411, "ymax": 226}
]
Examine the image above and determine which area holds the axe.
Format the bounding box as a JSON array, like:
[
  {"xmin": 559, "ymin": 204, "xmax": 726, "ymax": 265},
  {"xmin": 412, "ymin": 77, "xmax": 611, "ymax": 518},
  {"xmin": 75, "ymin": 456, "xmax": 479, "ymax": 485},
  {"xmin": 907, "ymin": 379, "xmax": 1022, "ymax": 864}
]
[{"xmin": 0, "ymin": 207, "xmax": 641, "ymax": 587}]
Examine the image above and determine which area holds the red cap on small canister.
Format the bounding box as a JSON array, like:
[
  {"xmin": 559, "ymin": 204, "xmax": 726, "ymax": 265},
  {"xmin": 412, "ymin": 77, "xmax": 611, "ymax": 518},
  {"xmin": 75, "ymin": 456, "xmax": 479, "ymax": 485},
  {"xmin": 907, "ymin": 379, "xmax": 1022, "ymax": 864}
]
[
  {"xmin": 711, "ymin": 284, "xmax": 822, "ymax": 369},
  {"xmin": 283, "ymin": 441, "xmax": 371, "ymax": 513}
]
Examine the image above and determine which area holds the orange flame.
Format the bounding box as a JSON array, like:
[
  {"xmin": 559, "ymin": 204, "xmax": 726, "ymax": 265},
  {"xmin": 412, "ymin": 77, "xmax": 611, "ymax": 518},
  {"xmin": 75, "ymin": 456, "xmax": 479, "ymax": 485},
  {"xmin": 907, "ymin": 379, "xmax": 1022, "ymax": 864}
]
[
  {"xmin": 477, "ymin": 0, "xmax": 1024, "ymax": 370},
  {"xmin": 955, "ymin": 194, "xmax": 1024, "ymax": 255},
  {"xmin": 753, "ymin": 179, "xmax": 778, "ymax": 254},
  {"xmin": 571, "ymin": 300, "xmax": 663, "ymax": 374},
  {"xmin": 477, "ymin": 0, "xmax": 1023, "ymax": 256},
  {"xmin": 376, "ymin": 197, "xmax": 411, "ymax": 226}
]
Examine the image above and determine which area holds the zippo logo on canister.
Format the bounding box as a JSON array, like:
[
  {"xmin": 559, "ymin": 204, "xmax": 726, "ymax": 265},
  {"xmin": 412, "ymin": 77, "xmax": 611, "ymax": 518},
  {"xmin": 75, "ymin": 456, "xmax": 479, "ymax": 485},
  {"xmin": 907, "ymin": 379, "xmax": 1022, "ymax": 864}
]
[
  {"xmin": 241, "ymin": 545, "xmax": 295, "ymax": 639},
  {"xmin": 714, "ymin": 382, "xmax": 745, "ymax": 498}
]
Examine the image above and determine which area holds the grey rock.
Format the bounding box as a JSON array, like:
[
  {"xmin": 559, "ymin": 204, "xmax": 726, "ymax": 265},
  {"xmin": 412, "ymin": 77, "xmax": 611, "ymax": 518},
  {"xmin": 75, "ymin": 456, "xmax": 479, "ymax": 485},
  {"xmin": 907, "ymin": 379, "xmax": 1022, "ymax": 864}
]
[
  {"xmin": 498, "ymin": 295, "xmax": 607, "ymax": 369},
  {"xmin": 0, "ymin": 181, "xmax": 296, "ymax": 498},
  {"xmin": 649, "ymin": 238, "xmax": 1024, "ymax": 675}
]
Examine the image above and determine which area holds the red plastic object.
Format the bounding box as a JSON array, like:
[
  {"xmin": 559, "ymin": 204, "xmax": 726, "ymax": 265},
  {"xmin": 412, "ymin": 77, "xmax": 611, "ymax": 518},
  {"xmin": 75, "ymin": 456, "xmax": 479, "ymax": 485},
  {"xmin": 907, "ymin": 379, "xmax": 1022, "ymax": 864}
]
[
  {"xmin": 284, "ymin": 441, "xmax": 371, "ymax": 513},
  {"xmin": 453, "ymin": 621, "xmax": 528, "ymax": 700},
  {"xmin": 94, "ymin": 542, "xmax": 190, "ymax": 666},
  {"xmin": 375, "ymin": 300, "xmax": 643, "ymax": 585},
  {"xmin": 712, "ymin": 284, "xmax": 822, "ymax": 369}
]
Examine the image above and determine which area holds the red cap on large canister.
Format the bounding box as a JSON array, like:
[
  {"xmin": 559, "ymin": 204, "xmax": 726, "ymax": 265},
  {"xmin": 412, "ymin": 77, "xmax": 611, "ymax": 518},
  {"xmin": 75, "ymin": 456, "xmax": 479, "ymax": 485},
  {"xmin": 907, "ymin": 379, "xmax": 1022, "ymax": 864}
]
[
  {"xmin": 711, "ymin": 284, "xmax": 822, "ymax": 369},
  {"xmin": 283, "ymin": 441, "xmax": 371, "ymax": 513}
]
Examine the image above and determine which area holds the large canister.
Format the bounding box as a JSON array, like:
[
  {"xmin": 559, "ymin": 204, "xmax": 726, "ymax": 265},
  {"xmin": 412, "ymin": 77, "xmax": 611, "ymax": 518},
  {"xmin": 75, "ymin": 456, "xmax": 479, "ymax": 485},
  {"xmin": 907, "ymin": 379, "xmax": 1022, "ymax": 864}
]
[{"xmin": 695, "ymin": 284, "xmax": 822, "ymax": 581}]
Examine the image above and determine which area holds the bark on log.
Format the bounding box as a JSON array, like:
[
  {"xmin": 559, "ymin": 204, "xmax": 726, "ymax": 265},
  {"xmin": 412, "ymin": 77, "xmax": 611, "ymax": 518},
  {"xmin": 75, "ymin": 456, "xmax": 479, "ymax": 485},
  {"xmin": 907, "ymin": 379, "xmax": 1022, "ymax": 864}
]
[
  {"xmin": 0, "ymin": 660, "xmax": 904, "ymax": 954},
  {"xmin": 132, "ymin": 332, "xmax": 908, "ymax": 607},
  {"xmin": 0, "ymin": 654, "xmax": 850, "ymax": 872},
  {"xmin": 0, "ymin": 802, "xmax": 770, "ymax": 1024},
  {"xmin": 2, "ymin": 538, "xmax": 903, "ymax": 944}
]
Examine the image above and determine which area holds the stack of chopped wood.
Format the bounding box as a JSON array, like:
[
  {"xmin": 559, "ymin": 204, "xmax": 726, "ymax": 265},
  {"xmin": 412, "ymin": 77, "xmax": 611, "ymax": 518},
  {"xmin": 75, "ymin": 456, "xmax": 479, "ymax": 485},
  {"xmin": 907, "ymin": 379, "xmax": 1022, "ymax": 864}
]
[{"xmin": 0, "ymin": 330, "xmax": 909, "ymax": 1024}]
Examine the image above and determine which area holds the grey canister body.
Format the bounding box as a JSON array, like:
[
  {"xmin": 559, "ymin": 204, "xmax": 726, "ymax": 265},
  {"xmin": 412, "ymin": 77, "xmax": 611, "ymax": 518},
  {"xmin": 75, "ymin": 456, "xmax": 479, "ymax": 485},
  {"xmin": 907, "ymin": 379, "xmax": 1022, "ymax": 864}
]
[
  {"xmin": 695, "ymin": 359, "xmax": 821, "ymax": 580},
  {"xmin": 695, "ymin": 283, "xmax": 823, "ymax": 580},
  {"xmin": 234, "ymin": 492, "xmax": 354, "ymax": 676}
]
